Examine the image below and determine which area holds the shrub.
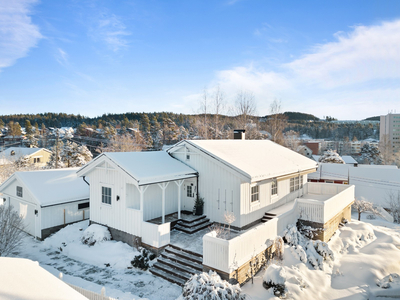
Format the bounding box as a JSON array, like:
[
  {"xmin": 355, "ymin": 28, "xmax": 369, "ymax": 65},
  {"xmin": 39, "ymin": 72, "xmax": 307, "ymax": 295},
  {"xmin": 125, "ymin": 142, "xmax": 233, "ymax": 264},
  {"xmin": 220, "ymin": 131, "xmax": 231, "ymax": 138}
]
[
  {"xmin": 131, "ymin": 248, "xmax": 156, "ymax": 270},
  {"xmin": 182, "ymin": 271, "xmax": 247, "ymax": 300},
  {"xmin": 262, "ymin": 264, "xmax": 287, "ymax": 297},
  {"xmin": 81, "ymin": 224, "xmax": 111, "ymax": 246}
]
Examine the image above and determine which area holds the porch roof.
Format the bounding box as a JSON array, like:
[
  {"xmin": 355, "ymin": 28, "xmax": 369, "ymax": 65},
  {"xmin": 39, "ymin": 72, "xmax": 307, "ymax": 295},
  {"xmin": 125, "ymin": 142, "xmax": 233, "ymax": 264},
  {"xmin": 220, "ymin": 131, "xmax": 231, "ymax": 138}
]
[{"xmin": 98, "ymin": 151, "xmax": 198, "ymax": 185}]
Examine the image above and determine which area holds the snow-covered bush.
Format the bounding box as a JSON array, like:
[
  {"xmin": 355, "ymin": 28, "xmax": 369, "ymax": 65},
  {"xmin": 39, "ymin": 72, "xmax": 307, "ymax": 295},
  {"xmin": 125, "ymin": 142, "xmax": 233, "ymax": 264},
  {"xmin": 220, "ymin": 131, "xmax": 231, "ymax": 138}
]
[
  {"xmin": 318, "ymin": 149, "xmax": 345, "ymax": 164},
  {"xmin": 182, "ymin": 271, "xmax": 246, "ymax": 300},
  {"xmin": 263, "ymin": 264, "xmax": 287, "ymax": 297},
  {"xmin": 283, "ymin": 224, "xmax": 305, "ymax": 246},
  {"xmin": 273, "ymin": 236, "xmax": 284, "ymax": 260},
  {"xmin": 376, "ymin": 273, "xmax": 400, "ymax": 289},
  {"xmin": 290, "ymin": 245, "xmax": 307, "ymax": 263},
  {"xmin": 81, "ymin": 224, "xmax": 111, "ymax": 246},
  {"xmin": 130, "ymin": 248, "xmax": 156, "ymax": 270}
]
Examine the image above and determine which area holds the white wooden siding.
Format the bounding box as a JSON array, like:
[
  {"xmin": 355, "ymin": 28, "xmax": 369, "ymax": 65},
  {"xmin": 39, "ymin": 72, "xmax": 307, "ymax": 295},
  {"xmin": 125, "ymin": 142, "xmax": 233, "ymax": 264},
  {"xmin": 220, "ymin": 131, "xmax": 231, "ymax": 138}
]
[
  {"xmin": 41, "ymin": 200, "xmax": 90, "ymax": 230},
  {"xmin": 171, "ymin": 145, "xmax": 243, "ymax": 227}
]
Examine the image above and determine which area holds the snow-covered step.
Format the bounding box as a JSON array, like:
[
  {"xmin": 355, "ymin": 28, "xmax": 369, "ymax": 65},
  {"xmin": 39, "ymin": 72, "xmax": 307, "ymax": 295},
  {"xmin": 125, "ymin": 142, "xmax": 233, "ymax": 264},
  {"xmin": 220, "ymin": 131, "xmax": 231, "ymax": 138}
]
[
  {"xmin": 261, "ymin": 212, "xmax": 277, "ymax": 223},
  {"xmin": 149, "ymin": 267, "xmax": 186, "ymax": 286},
  {"xmin": 153, "ymin": 261, "xmax": 193, "ymax": 281},
  {"xmin": 176, "ymin": 217, "xmax": 210, "ymax": 228},
  {"xmin": 160, "ymin": 252, "xmax": 203, "ymax": 271},
  {"xmin": 178, "ymin": 215, "xmax": 206, "ymax": 224},
  {"xmin": 174, "ymin": 220, "xmax": 212, "ymax": 234},
  {"xmin": 157, "ymin": 256, "xmax": 200, "ymax": 275},
  {"xmin": 168, "ymin": 244, "xmax": 203, "ymax": 259},
  {"xmin": 164, "ymin": 246, "xmax": 203, "ymax": 265}
]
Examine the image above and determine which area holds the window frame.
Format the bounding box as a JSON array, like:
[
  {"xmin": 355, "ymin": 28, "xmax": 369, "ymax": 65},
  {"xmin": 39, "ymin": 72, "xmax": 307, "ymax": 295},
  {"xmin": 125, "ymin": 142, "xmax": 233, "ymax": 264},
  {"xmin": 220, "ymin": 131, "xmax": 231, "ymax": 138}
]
[
  {"xmin": 101, "ymin": 186, "xmax": 112, "ymax": 205},
  {"xmin": 251, "ymin": 185, "xmax": 259, "ymax": 203},
  {"xmin": 16, "ymin": 186, "xmax": 23, "ymax": 197},
  {"xmin": 78, "ymin": 202, "xmax": 90, "ymax": 210},
  {"xmin": 271, "ymin": 179, "xmax": 278, "ymax": 196},
  {"xmin": 187, "ymin": 185, "xmax": 194, "ymax": 197}
]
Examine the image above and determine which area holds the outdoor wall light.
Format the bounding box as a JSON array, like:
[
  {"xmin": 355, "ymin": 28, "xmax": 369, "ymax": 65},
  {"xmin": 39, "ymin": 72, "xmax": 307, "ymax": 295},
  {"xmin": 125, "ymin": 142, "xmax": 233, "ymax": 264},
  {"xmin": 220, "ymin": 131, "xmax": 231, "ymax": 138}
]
[
  {"xmin": 116, "ymin": 195, "xmax": 120, "ymax": 201},
  {"xmin": 34, "ymin": 210, "xmax": 38, "ymax": 215}
]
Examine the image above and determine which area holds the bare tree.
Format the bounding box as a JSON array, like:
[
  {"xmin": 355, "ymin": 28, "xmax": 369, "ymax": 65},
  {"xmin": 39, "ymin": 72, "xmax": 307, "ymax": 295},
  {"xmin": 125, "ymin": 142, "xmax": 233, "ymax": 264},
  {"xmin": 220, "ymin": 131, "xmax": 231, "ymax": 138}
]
[
  {"xmin": 234, "ymin": 90, "xmax": 256, "ymax": 130},
  {"xmin": 104, "ymin": 133, "xmax": 145, "ymax": 152},
  {"xmin": 198, "ymin": 88, "xmax": 209, "ymax": 139},
  {"xmin": 386, "ymin": 191, "xmax": 400, "ymax": 223},
  {"xmin": 353, "ymin": 198, "xmax": 380, "ymax": 221},
  {"xmin": 212, "ymin": 85, "xmax": 226, "ymax": 139},
  {"xmin": 265, "ymin": 99, "xmax": 287, "ymax": 145},
  {"xmin": 380, "ymin": 134, "xmax": 400, "ymax": 166},
  {"xmin": 0, "ymin": 205, "xmax": 25, "ymax": 256}
]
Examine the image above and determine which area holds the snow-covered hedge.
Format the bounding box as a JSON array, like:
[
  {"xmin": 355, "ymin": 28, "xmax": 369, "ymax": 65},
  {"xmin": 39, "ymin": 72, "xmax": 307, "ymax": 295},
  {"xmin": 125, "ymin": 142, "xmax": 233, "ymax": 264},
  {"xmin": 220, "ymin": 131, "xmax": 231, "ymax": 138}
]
[
  {"xmin": 182, "ymin": 271, "xmax": 247, "ymax": 300},
  {"xmin": 81, "ymin": 224, "xmax": 111, "ymax": 246},
  {"xmin": 263, "ymin": 264, "xmax": 287, "ymax": 297}
]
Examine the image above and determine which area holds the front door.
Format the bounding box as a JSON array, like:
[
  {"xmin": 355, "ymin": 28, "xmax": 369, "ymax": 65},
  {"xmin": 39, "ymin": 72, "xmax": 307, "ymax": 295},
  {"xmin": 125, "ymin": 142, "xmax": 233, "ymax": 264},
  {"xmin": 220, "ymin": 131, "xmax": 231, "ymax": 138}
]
[{"xmin": 182, "ymin": 179, "xmax": 196, "ymax": 212}]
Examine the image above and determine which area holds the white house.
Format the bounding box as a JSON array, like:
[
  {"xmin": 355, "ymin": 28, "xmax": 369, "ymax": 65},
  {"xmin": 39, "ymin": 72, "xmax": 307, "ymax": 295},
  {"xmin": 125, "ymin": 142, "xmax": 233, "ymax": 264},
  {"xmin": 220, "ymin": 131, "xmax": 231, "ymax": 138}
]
[
  {"xmin": 77, "ymin": 139, "xmax": 356, "ymax": 284},
  {"xmin": 0, "ymin": 168, "xmax": 90, "ymax": 239},
  {"xmin": 167, "ymin": 140, "xmax": 319, "ymax": 229}
]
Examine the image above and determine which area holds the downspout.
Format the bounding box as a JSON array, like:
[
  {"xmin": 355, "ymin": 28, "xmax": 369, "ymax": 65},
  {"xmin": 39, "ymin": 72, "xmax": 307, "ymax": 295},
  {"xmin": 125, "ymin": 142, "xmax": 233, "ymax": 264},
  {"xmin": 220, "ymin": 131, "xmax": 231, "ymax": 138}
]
[{"xmin": 83, "ymin": 176, "xmax": 90, "ymax": 186}]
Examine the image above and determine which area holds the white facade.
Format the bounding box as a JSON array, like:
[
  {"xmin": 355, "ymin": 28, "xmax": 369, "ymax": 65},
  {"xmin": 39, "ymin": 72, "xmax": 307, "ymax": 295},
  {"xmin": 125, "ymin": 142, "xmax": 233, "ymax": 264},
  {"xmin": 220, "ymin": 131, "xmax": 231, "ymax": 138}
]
[
  {"xmin": 0, "ymin": 169, "xmax": 89, "ymax": 239},
  {"xmin": 168, "ymin": 140, "xmax": 316, "ymax": 228}
]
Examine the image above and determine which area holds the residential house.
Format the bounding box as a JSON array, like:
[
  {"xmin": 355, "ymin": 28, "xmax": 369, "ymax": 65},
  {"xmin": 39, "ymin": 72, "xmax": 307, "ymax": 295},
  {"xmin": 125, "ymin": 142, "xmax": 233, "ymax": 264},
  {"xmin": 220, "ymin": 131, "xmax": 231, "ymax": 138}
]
[
  {"xmin": 0, "ymin": 168, "xmax": 90, "ymax": 239},
  {"xmin": 0, "ymin": 147, "xmax": 51, "ymax": 167}
]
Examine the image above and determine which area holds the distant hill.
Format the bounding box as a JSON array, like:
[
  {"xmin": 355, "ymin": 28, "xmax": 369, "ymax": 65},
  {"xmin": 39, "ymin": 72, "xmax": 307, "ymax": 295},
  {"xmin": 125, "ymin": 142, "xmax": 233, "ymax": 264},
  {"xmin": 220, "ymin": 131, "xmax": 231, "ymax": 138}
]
[
  {"xmin": 364, "ymin": 116, "xmax": 380, "ymax": 121},
  {"xmin": 283, "ymin": 112, "xmax": 320, "ymax": 121}
]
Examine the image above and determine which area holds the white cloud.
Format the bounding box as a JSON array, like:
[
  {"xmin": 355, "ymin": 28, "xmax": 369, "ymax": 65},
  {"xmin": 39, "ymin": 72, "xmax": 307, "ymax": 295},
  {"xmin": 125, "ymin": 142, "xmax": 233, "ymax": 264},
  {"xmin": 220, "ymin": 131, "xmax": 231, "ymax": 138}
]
[
  {"xmin": 200, "ymin": 19, "xmax": 400, "ymax": 119},
  {"xmin": 0, "ymin": 0, "xmax": 42, "ymax": 70},
  {"xmin": 55, "ymin": 48, "xmax": 68, "ymax": 66},
  {"xmin": 89, "ymin": 11, "xmax": 131, "ymax": 52}
]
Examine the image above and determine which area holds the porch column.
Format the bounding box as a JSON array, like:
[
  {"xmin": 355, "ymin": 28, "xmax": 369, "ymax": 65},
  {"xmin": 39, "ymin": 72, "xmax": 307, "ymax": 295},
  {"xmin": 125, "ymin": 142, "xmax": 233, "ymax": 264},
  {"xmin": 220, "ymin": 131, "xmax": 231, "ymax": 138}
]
[
  {"xmin": 158, "ymin": 182, "xmax": 169, "ymax": 224},
  {"xmin": 175, "ymin": 180, "xmax": 184, "ymax": 219},
  {"xmin": 138, "ymin": 185, "xmax": 149, "ymax": 222}
]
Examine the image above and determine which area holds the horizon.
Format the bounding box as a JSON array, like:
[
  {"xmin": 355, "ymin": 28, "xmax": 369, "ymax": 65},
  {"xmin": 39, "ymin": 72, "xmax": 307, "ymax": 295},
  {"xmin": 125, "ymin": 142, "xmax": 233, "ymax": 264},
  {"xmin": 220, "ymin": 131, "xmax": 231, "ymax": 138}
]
[{"xmin": 1, "ymin": 1, "xmax": 399, "ymax": 120}]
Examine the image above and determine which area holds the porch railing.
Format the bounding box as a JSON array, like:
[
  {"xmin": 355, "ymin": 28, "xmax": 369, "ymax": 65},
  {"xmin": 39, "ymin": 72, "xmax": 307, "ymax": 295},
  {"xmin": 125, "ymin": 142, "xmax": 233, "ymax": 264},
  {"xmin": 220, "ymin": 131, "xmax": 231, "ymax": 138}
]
[{"xmin": 141, "ymin": 221, "xmax": 170, "ymax": 248}]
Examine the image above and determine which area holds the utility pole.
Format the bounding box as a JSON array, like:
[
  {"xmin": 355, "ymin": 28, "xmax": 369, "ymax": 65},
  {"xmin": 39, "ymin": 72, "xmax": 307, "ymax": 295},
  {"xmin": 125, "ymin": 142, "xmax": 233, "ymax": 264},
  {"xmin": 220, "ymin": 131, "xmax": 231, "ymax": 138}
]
[{"xmin": 55, "ymin": 130, "xmax": 59, "ymax": 169}]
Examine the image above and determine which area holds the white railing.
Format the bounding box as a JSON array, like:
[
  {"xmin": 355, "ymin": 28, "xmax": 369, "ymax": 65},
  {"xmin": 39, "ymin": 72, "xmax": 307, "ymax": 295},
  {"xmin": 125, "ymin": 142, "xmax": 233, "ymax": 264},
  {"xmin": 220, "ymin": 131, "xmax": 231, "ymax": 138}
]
[
  {"xmin": 203, "ymin": 182, "xmax": 354, "ymax": 274},
  {"xmin": 67, "ymin": 284, "xmax": 117, "ymax": 300},
  {"xmin": 141, "ymin": 221, "xmax": 170, "ymax": 248}
]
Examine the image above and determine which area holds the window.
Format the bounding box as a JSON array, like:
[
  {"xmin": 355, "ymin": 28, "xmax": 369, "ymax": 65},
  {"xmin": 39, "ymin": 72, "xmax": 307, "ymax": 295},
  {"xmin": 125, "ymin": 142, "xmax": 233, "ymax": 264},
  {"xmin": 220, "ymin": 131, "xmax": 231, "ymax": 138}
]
[
  {"xmin": 102, "ymin": 187, "xmax": 112, "ymax": 205},
  {"xmin": 271, "ymin": 179, "xmax": 278, "ymax": 196},
  {"xmin": 290, "ymin": 176, "xmax": 304, "ymax": 192},
  {"xmin": 251, "ymin": 185, "xmax": 259, "ymax": 202},
  {"xmin": 34, "ymin": 157, "xmax": 41, "ymax": 163},
  {"xmin": 187, "ymin": 185, "xmax": 194, "ymax": 197},
  {"xmin": 78, "ymin": 202, "xmax": 90, "ymax": 210},
  {"xmin": 16, "ymin": 186, "xmax": 23, "ymax": 197}
]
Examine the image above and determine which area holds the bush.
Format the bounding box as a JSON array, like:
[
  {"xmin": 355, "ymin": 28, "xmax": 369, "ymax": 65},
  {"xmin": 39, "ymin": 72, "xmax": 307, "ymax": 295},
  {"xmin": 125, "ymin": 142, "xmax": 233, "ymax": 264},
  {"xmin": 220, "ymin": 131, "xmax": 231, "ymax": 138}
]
[
  {"xmin": 131, "ymin": 248, "xmax": 156, "ymax": 270},
  {"xmin": 0, "ymin": 205, "xmax": 25, "ymax": 256},
  {"xmin": 81, "ymin": 224, "xmax": 111, "ymax": 246},
  {"xmin": 262, "ymin": 264, "xmax": 287, "ymax": 297},
  {"xmin": 182, "ymin": 271, "xmax": 247, "ymax": 300}
]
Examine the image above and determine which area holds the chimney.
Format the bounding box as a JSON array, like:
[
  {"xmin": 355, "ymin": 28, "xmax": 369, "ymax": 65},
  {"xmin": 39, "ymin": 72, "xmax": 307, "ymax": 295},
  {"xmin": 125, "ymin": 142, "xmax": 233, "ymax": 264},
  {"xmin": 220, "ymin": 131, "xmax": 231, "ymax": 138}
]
[{"xmin": 234, "ymin": 129, "xmax": 245, "ymax": 140}]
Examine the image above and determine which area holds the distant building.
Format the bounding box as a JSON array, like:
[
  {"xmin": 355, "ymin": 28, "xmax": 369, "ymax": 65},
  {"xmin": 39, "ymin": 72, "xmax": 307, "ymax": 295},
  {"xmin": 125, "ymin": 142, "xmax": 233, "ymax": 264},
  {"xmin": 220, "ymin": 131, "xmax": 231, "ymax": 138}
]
[
  {"xmin": 0, "ymin": 147, "xmax": 52, "ymax": 167},
  {"xmin": 305, "ymin": 140, "xmax": 322, "ymax": 155},
  {"xmin": 380, "ymin": 113, "xmax": 400, "ymax": 152}
]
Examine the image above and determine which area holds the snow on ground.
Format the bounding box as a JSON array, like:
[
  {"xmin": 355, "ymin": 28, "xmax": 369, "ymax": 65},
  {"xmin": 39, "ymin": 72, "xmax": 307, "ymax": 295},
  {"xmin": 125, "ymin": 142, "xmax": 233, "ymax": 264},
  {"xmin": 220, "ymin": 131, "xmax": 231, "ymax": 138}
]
[
  {"xmin": 10, "ymin": 213, "xmax": 400, "ymax": 300},
  {"xmin": 243, "ymin": 213, "xmax": 400, "ymax": 299},
  {"xmin": 11, "ymin": 221, "xmax": 182, "ymax": 300}
]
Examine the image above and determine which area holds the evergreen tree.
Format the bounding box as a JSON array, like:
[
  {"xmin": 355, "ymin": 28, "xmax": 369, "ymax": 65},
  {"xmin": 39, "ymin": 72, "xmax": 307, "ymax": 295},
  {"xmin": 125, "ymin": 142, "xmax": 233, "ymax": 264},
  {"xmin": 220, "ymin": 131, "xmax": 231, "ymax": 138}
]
[
  {"xmin": 24, "ymin": 120, "xmax": 33, "ymax": 135},
  {"xmin": 318, "ymin": 150, "xmax": 345, "ymax": 164},
  {"xmin": 150, "ymin": 116, "xmax": 163, "ymax": 150}
]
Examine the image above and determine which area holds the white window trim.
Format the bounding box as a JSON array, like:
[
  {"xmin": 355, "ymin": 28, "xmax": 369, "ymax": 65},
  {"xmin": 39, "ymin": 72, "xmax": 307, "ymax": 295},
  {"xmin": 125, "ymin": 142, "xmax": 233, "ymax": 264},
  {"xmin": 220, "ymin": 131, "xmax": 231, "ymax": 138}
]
[
  {"xmin": 271, "ymin": 179, "xmax": 278, "ymax": 198},
  {"xmin": 101, "ymin": 185, "xmax": 113, "ymax": 206},
  {"xmin": 250, "ymin": 184, "xmax": 260, "ymax": 204}
]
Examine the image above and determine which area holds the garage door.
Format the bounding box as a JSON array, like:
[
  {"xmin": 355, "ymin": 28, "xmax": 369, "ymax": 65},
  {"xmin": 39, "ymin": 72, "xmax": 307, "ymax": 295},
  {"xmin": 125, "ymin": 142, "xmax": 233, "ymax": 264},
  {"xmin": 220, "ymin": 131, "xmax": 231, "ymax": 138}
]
[{"xmin": 9, "ymin": 197, "xmax": 36, "ymax": 236}]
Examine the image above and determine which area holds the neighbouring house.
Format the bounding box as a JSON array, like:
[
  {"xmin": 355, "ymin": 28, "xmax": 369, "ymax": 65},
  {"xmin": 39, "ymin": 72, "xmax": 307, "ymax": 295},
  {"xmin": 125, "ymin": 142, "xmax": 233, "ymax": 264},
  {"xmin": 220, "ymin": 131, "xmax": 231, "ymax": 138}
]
[
  {"xmin": 312, "ymin": 154, "xmax": 358, "ymax": 166},
  {"xmin": 0, "ymin": 168, "xmax": 90, "ymax": 239},
  {"xmin": 0, "ymin": 258, "xmax": 89, "ymax": 300},
  {"xmin": 0, "ymin": 146, "xmax": 52, "ymax": 167},
  {"xmin": 77, "ymin": 139, "xmax": 355, "ymax": 285},
  {"xmin": 309, "ymin": 163, "xmax": 400, "ymax": 207},
  {"xmin": 297, "ymin": 145, "xmax": 313, "ymax": 158}
]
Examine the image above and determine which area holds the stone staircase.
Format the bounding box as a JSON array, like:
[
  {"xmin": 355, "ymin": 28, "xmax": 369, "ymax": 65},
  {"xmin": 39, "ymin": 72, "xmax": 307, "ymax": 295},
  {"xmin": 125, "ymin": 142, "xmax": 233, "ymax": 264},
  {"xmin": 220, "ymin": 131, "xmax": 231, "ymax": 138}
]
[
  {"xmin": 174, "ymin": 215, "xmax": 212, "ymax": 234},
  {"xmin": 261, "ymin": 212, "xmax": 277, "ymax": 223},
  {"xmin": 149, "ymin": 244, "xmax": 203, "ymax": 286}
]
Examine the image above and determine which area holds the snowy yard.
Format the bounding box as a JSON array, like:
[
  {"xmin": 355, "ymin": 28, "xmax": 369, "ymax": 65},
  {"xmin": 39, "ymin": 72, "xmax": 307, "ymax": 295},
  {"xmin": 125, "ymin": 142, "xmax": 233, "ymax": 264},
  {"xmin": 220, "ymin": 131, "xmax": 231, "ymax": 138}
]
[
  {"xmin": 9, "ymin": 213, "xmax": 400, "ymax": 300},
  {"xmin": 11, "ymin": 221, "xmax": 182, "ymax": 300}
]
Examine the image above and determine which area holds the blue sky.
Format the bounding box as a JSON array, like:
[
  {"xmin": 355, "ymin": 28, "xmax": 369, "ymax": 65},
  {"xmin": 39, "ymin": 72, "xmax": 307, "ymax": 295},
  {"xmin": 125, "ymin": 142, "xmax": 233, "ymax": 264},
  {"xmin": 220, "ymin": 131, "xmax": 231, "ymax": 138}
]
[{"xmin": 1, "ymin": 0, "xmax": 399, "ymax": 120}]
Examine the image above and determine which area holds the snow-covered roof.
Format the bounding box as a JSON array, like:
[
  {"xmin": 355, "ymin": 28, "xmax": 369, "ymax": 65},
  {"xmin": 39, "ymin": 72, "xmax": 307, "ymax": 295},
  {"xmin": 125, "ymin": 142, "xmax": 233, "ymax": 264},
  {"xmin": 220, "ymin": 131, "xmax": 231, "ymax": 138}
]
[
  {"xmin": 170, "ymin": 140, "xmax": 317, "ymax": 181},
  {"xmin": 0, "ymin": 168, "xmax": 89, "ymax": 207},
  {"xmin": 0, "ymin": 147, "xmax": 50, "ymax": 163},
  {"xmin": 308, "ymin": 163, "xmax": 351, "ymax": 181},
  {"xmin": 342, "ymin": 156, "xmax": 358, "ymax": 164},
  {"xmin": 0, "ymin": 257, "xmax": 88, "ymax": 300},
  {"xmin": 78, "ymin": 151, "xmax": 198, "ymax": 186}
]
